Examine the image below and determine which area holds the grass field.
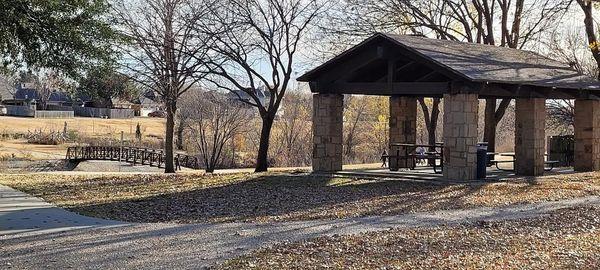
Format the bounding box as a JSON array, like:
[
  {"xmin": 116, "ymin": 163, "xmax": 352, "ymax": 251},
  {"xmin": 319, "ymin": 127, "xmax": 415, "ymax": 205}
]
[
  {"xmin": 0, "ymin": 139, "xmax": 69, "ymax": 160},
  {"xmin": 0, "ymin": 171, "xmax": 598, "ymax": 223},
  {"xmin": 0, "ymin": 116, "xmax": 165, "ymax": 139},
  {"xmin": 0, "ymin": 116, "xmax": 166, "ymax": 160}
]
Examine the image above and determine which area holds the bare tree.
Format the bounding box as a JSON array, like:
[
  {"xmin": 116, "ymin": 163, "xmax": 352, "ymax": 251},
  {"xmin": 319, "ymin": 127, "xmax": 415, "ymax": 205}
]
[
  {"xmin": 417, "ymin": 97, "xmax": 441, "ymax": 160},
  {"xmin": 200, "ymin": 0, "xmax": 326, "ymax": 172},
  {"xmin": 271, "ymin": 91, "xmax": 313, "ymax": 167},
  {"xmin": 112, "ymin": 0, "xmax": 211, "ymax": 173},
  {"xmin": 344, "ymin": 95, "xmax": 368, "ymax": 162},
  {"xmin": 175, "ymin": 88, "xmax": 199, "ymax": 150},
  {"xmin": 547, "ymin": 99, "xmax": 575, "ymax": 129},
  {"xmin": 544, "ymin": 2, "xmax": 600, "ymax": 132},
  {"xmin": 31, "ymin": 69, "xmax": 66, "ymax": 110},
  {"xmin": 577, "ymin": 0, "xmax": 600, "ymax": 80},
  {"xmin": 187, "ymin": 91, "xmax": 252, "ymax": 173}
]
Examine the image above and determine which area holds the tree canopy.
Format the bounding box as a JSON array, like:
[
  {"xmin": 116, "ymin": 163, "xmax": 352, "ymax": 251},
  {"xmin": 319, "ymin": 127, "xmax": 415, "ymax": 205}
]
[
  {"xmin": 0, "ymin": 0, "xmax": 118, "ymax": 78},
  {"xmin": 76, "ymin": 66, "xmax": 139, "ymax": 108}
]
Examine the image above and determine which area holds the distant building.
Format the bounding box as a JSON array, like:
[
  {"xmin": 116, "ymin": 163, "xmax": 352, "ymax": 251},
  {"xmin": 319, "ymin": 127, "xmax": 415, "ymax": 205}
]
[
  {"xmin": 226, "ymin": 86, "xmax": 271, "ymax": 106},
  {"xmin": 13, "ymin": 83, "xmax": 73, "ymax": 109},
  {"xmin": 132, "ymin": 90, "xmax": 163, "ymax": 117}
]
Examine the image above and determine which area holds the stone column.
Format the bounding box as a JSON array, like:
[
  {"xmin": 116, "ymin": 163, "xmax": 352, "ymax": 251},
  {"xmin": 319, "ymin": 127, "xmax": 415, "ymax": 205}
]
[
  {"xmin": 515, "ymin": 98, "xmax": 545, "ymax": 176},
  {"xmin": 442, "ymin": 93, "xmax": 478, "ymax": 180},
  {"xmin": 312, "ymin": 93, "xmax": 343, "ymax": 172},
  {"xmin": 388, "ymin": 96, "xmax": 417, "ymax": 171},
  {"xmin": 574, "ymin": 99, "xmax": 600, "ymax": 171}
]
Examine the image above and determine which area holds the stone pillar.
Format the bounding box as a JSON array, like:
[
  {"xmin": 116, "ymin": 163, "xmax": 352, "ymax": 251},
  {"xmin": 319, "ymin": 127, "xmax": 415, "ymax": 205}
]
[
  {"xmin": 574, "ymin": 99, "xmax": 600, "ymax": 171},
  {"xmin": 312, "ymin": 93, "xmax": 343, "ymax": 172},
  {"xmin": 515, "ymin": 98, "xmax": 545, "ymax": 176},
  {"xmin": 388, "ymin": 96, "xmax": 417, "ymax": 171},
  {"xmin": 442, "ymin": 93, "xmax": 478, "ymax": 180}
]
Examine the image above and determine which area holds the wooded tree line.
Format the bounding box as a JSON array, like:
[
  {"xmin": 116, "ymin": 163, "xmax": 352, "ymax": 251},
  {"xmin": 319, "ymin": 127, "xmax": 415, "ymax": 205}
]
[
  {"xmin": 175, "ymin": 91, "xmax": 390, "ymax": 169},
  {"xmin": 1, "ymin": 0, "xmax": 599, "ymax": 172}
]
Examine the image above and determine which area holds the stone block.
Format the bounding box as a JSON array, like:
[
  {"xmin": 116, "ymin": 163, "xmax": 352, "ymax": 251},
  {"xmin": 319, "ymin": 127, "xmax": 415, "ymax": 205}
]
[
  {"xmin": 443, "ymin": 93, "xmax": 478, "ymax": 181},
  {"xmin": 515, "ymin": 98, "xmax": 545, "ymax": 176},
  {"xmin": 575, "ymin": 99, "xmax": 600, "ymax": 171},
  {"xmin": 312, "ymin": 94, "xmax": 343, "ymax": 172}
]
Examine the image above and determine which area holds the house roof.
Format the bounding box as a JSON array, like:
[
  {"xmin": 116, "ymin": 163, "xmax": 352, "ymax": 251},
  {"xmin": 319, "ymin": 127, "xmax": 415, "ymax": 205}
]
[
  {"xmin": 227, "ymin": 88, "xmax": 271, "ymax": 100},
  {"xmin": 14, "ymin": 88, "xmax": 72, "ymax": 102},
  {"xmin": 298, "ymin": 33, "xmax": 599, "ymax": 95}
]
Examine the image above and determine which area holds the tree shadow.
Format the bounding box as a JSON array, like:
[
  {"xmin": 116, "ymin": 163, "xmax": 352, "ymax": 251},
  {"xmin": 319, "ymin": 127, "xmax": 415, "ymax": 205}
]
[{"xmin": 68, "ymin": 172, "xmax": 492, "ymax": 223}]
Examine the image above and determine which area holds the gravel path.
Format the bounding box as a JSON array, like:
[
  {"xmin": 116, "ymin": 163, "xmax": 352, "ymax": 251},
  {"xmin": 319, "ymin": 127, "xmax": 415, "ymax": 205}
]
[{"xmin": 1, "ymin": 184, "xmax": 599, "ymax": 269}]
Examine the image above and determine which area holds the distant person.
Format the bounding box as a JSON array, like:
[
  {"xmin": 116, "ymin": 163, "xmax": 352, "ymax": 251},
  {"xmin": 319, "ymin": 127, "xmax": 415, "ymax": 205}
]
[
  {"xmin": 381, "ymin": 149, "xmax": 388, "ymax": 167},
  {"xmin": 416, "ymin": 146, "xmax": 426, "ymax": 165}
]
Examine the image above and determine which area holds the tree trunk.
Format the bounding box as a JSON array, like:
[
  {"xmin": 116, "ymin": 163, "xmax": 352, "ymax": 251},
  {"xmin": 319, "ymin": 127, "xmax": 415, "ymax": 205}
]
[
  {"xmin": 427, "ymin": 98, "xmax": 440, "ymax": 165},
  {"xmin": 164, "ymin": 101, "xmax": 176, "ymax": 173},
  {"xmin": 483, "ymin": 98, "xmax": 497, "ymax": 152},
  {"xmin": 427, "ymin": 122, "xmax": 437, "ymax": 165},
  {"xmin": 176, "ymin": 119, "xmax": 185, "ymax": 150},
  {"xmin": 578, "ymin": 0, "xmax": 600, "ymax": 80},
  {"xmin": 483, "ymin": 98, "xmax": 511, "ymax": 154},
  {"xmin": 255, "ymin": 114, "xmax": 274, "ymax": 172}
]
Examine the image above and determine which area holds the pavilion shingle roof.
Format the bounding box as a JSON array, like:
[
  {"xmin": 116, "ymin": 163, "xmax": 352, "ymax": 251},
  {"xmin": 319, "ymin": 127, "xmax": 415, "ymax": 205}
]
[
  {"xmin": 385, "ymin": 34, "xmax": 598, "ymax": 90},
  {"xmin": 300, "ymin": 33, "xmax": 599, "ymax": 91}
]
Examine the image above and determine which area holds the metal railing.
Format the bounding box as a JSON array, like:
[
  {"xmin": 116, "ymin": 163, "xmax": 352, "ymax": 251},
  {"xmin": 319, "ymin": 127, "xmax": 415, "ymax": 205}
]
[{"xmin": 66, "ymin": 146, "xmax": 200, "ymax": 170}]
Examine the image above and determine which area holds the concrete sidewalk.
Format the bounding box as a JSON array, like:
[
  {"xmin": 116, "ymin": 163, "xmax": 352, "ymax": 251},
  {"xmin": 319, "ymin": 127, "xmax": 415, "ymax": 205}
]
[{"xmin": 0, "ymin": 185, "xmax": 125, "ymax": 236}]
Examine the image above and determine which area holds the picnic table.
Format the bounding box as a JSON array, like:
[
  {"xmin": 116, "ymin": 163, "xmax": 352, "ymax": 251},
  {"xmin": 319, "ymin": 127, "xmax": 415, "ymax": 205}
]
[
  {"xmin": 489, "ymin": 153, "xmax": 559, "ymax": 171},
  {"xmin": 388, "ymin": 143, "xmax": 444, "ymax": 173}
]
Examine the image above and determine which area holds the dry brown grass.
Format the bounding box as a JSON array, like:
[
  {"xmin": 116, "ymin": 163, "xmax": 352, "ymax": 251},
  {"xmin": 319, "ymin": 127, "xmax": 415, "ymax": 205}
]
[
  {"xmin": 0, "ymin": 116, "xmax": 165, "ymax": 160},
  {"xmin": 0, "ymin": 139, "xmax": 70, "ymax": 160},
  {"xmin": 0, "ymin": 171, "xmax": 598, "ymax": 223},
  {"xmin": 220, "ymin": 206, "xmax": 600, "ymax": 269},
  {"xmin": 0, "ymin": 116, "xmax": 165, "ymax": 140}
]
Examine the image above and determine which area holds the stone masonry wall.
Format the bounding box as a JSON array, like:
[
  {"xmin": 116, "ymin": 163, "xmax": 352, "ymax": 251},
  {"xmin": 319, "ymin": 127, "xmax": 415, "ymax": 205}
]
[
  {"xmin": 574, "ymin": 99, "xmax": 600, "ymax": 171},
  {"xmin": 515, "ymin": 98, "xmax": 545, "ymax": 176},
  {"xmin": 443, "ymin": 93, "xmax": 478, "ymax": 180},
  {"xmin": 312, "ymin": 93, "xmax": 344, "ymax": 172},
  {"xmin": 388, "ymin": 96, "xmax": 417, "ymax": 171}
]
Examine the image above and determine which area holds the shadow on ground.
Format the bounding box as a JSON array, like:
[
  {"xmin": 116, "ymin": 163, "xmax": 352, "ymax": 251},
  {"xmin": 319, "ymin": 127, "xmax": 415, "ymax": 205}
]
[{"xmin": 68, "ymin": 172, "xmax": 494, "ymax": 223}]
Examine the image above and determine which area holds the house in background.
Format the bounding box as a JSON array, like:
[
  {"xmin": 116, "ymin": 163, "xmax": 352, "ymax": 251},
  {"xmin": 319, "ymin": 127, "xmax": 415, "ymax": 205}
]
[
  {"xmin": 132, "ymin": 90, "xmax": 163, "ymax": 117},
  {"xmin": 226, "ymin": 86, "xmax": 271, "ymax": 107},
  {"xmin": 13, "ymin": 83, "xmax": 74, "ymax": 109},
  {"xmin": 224, "ymin": 87, "xmax": 286, "ymax": 118},
  {"xmin": 0, "ymin": 83, "xmax": 74, "ymax": 118}
]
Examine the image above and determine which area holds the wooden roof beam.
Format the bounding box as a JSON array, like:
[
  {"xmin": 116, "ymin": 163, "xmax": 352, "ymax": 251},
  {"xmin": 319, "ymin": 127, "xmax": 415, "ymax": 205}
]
[
  {"xmin": 374, "ymin": 60, "xmax": 416, "ymax": 83},
  {"xmin": 415, "ymin": 71, "xmax": 441, "ymax": 82},
  {"xmin": 316, "ymin": 45, "xmax": 392, "ymax": 83},
  {"xmin": 310, "ymin": 82, "xmax": 449, "ymax": 96}
]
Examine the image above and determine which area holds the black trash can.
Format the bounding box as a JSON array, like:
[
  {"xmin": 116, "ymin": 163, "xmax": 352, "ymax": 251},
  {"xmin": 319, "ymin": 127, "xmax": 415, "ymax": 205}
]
[{"xmin": 476, "ymin": 142, "xmax": 488, "ymax": 179}]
